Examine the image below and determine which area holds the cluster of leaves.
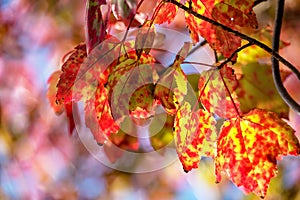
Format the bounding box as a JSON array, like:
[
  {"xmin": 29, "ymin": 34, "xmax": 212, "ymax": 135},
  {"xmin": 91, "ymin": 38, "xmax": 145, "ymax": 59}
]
[{"xmin": 47, "ymin": 0, "xmax": 300, "ymax": 198}]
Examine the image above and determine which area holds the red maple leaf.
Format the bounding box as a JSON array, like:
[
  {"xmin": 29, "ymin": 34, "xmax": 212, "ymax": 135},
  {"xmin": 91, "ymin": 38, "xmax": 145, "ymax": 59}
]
[
  {"xmin": 215, "ymin": 109, "xmax": 300, "ymax": 197},
  {"xmin": 174, "ymin": 101, "xmax": 217, "ymax": 172},
  {"xmin": 198, "ymin": 65, "xmax": 241, "ymax": 118},
  {"xmin": 56, "ymin": 43, "xmax": 87, "ymax": 104}
]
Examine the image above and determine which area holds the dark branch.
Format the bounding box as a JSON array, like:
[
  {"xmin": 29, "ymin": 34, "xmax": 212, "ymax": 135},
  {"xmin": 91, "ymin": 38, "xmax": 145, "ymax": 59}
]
[
  {"xmin": 253, "ymin": 0, "xmax": 268, "ymax": 7},
  {"xmin": 272, "ymin": 0, "xmax": 300, "ymax": 114},
  {"xmin": 218, "ymin": 42, "xmax": 253, "ymax": 69},
  {"xmin": 187, "ymin": 40, "xmax": 207, "ymax": 56},
  {"xmin": 165, "ymin": 0, "xmax": 300, "ymax": 80}
]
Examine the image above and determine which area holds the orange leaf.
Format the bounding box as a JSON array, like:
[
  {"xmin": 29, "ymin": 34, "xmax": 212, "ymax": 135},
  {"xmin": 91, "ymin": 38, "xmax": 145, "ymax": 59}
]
[
  {"xmin": 185, "ymin": 0, "xmax": 257, "ymax": 58},
  {"xmin": 107, "ymin": 51, "xmax": 157, "ymax": 120},
  {"xmin": 215, "ymin": 109, "xmax": 300, "ymax": 198},
  {"xmin": 56, "ymin": 43, "xmax": 87, "ymax": 104},
  {"xmin": 47, "ymin": 71, "xmax": 64, "ymax": 114},
  {"xmin": 154, "ymin": 42, "xmax": 191, "ymax": 115},
  {"xmin": 154, "ymin": 0, "xmax": 179, "ymax": 24},
  {"xmin": 174, "ymin": 102, "xmax": 217, "ymax": 172},
  {"xmin": 198, "ymin": 65, "xmax": 241, "ymax": 118},
  {"xmin": 85, "ymin": 84, "xmax": 120, "ymax": 145}
]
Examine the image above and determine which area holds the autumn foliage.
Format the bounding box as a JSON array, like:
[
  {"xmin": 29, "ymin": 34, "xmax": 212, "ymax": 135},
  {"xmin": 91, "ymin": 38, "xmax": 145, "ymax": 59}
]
[{"xmin": 47, "ymin": 0, "xmax": 300, "ymax": 198}]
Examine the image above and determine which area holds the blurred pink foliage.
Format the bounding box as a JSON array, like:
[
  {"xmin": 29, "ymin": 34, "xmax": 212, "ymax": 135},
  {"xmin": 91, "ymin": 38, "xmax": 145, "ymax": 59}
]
[{"xmin": 0, "ymin": 0, "xmax": 300, "ymax": 199}]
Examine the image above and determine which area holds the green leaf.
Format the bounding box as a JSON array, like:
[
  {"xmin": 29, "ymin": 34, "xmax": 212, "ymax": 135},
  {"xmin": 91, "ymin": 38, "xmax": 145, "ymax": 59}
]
[{"xmin": 236, "ymin": 63, "xmax": 289, "ymax": 117}]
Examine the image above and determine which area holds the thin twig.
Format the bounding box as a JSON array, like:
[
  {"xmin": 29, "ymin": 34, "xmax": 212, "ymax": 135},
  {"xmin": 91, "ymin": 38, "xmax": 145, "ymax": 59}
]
[
  {"xmin": 271, "ymin": 0, "xmax": 300, "ymax": 114},
  {"xmin": 165, "ymin": 0, "xmax": 300, "ymax": 80},
  {"xmin": 187, "ymin": 40, "xmax": 207, "ymax": 56},
  {"xmin": 218, "ymin": 42, "xmax": 253, "ymax": 69}
]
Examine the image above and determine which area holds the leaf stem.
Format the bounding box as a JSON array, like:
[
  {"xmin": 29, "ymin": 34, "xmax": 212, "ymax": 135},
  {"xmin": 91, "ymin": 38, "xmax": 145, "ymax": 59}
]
[
  {"xmin": 271, "ymin": 0, "xmax": 300, "ymax": 114},
  {"xmin": 220, "ymin": 71, "xmax": 242, "ymax": 117}
]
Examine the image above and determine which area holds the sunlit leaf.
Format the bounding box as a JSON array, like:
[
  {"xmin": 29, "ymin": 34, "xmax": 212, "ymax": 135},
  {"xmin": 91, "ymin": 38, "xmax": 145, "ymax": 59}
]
[
  {"xmin": 215, "ymin": 109, "xmax": 300, "ymax": 198},
  {"xmin": 85, "ymin": 84, "xmax": 120, "ymax": 145},
  {"xmin": 154, "ymin": 0, "xmax": 179, "ymax": 24},
  {"xmin": 56, "ymin": 43, "xmax": 87, "ymax": 104},
  {"xmin": 236, "ymin": 63, "xmax": 289, "ymax": 117},
  {"xmin": 198, "ymin": 65, "xmax": 241, "ymax": 118},
  {"xmin": 174, "ymin": 102, "xmax": 217, "ymax": 172},
  {"xmin": 47, "ymin": 70, "xmax": 64, "ymax": 114},
  {"xmin": 237, "ymin": 28, "xmax": 290, "ymax": 64},
  {"xmin": 185, "ymin": 0, "xmax": 257, "ymax": 58},
  {"xmin": 72, "ymin": 36, "xmax": 128, "ymax": 101},
  {"xmin": 154, "ymin": 42, "xmax": 191, "ymax": 115},
  {"xmin": 107, "ymin": 51, "xmax": 157, "ymax": 120}
]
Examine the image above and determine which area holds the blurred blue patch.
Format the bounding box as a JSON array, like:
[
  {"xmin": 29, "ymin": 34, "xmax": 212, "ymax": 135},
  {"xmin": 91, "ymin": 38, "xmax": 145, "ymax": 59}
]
[
  {"xmin": 77, "ymin": 177, "xmax": 105, "ymax": 199},
  {"xmin": 0, "ymin": 0, "xmax": 11, "ymax": 9}
]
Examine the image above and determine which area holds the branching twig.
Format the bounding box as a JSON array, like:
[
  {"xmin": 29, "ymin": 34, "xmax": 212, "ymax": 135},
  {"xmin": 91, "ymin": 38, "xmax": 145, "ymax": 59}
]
[
  {"xmin": 165, "ymin": 0, "xmax": 300, "ymax": 80},
  {"xmin": 272, "ymin": 0, "xmax": 300, "ymax": 114},
  {"xmin": 218, "ymin": 42, "xmax": 253, "ymax": 69}
]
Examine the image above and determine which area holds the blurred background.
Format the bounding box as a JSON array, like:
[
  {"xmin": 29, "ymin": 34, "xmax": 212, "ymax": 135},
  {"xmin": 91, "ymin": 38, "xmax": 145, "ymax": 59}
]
[{"xmin": 1, "ymin": 0, "xmax": 300, "ymax": 199}]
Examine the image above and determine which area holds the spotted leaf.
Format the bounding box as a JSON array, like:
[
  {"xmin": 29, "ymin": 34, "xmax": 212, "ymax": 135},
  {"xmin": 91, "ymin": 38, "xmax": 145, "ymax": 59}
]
[
  {"xmin": 85, "ymin": 0, "xmax": 107, "ymax": 53},
  {"xmin": 174, "ymin": 101, "xmax": 217, "ymax": 172},
  {"xmin": 215, "ymin": 109, "xmax": 300, "ymax": 198},
  {"xmin": 56, "ymin": 43, "xmax": 87, "ymax": 104},
  {"xmin": 198, "ymin": 65, "xmax": 241, "ymax": 118},
  {"xmin": 154, "ymin": 42, "xmax": 191, "ymax": 115},
  {"xmin": 185, "ymin": 0, "xmax": 257, "ymax": 58},
  {"xmin": 236, "ymin": 63, "xmax": 289, "ymax": 117},
  {"xmin": 85, "ymin": 84, "xmax": 120, "ymax": 145},
  {"xmin": 108, "ymin": 51, "xmax": 157, "ymax": 120},
  {"xmin": 153, "ymin": 0, "xmax": 179, "ymax": 24}
]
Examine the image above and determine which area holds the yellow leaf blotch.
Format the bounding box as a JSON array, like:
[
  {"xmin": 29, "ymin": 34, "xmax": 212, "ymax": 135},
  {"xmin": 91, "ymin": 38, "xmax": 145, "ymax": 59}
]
[
  {"xmin": 215, "ymin": 109, "xmax": 300, "ymax": 198},
  {"xmin": 174, "ymin": 102, "xmax": 217, "ymax": 172}
]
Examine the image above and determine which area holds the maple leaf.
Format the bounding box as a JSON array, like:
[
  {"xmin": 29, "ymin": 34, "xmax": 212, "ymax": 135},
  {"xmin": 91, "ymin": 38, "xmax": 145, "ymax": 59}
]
[
  {"xmin": 48, "ymin": 70, "xmax": 78, "ymax": 135},
  {"xmin": 215, "ymin": 109, "xmax": 300, "ymax": 198},
  {"xmin": 236, "ymin": 63, "xmax": 289, "ymax": 117},
  {"xmin": 154, "ymin": 42, "xmax": 191, "ymax": 115},
  {"xmin": 56, "ymin": 43, "xmax": 87, "ymax": 104},
  {"xmin": 72, "ymin": 36, "xmax": 127, "ymax": 102},
  {"xmin": 185, "ymin": 0, "xmax": 258, "ymax": 58},
  {"xmin": 129, "ymin": 84, "xmax": 155, "ymax": 119},
  {"xmin": 85, "ymin": 84, "xmax": 120, "ymax": 145},
  {"xmin": 154, "ymin": 0, "xmax": 179, "ymax": 24},
  {"xmin": 237, "ymin": 28, "xmax": 290, "ymax": 64},
  {"xmin": 174, "ymin": 101, "xmax": 217, "ymax": 172},
  {"xmin": 85, "ymin": 0, "xmax": 107, "ymax": 53},
  {"xmin": 47, "ymin": 71, "xmax": 64, "ymax": 114},
  {"xmin": 107, "ymin": 51, "xmax": 157, "ymax": 120},
  {"xmin": 198, "ymin": 65, "xmax": 241, "ymax": 118}
]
